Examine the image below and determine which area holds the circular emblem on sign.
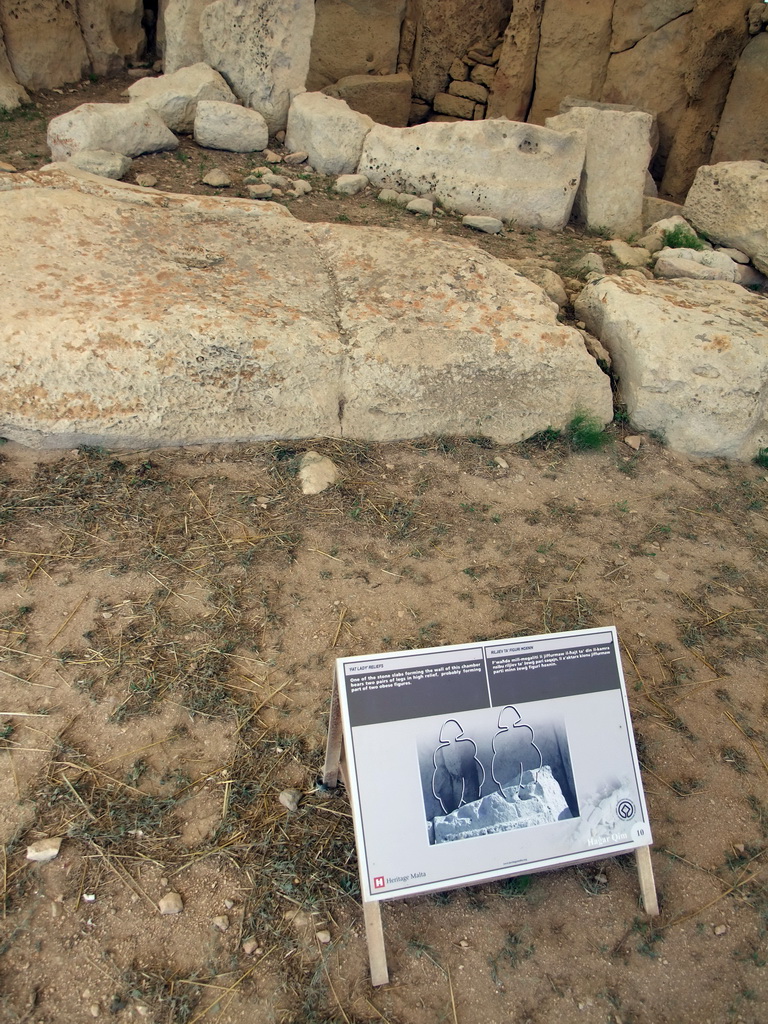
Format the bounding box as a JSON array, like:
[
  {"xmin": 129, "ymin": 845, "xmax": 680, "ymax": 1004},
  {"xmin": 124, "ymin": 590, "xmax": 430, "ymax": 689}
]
[{"xmin": 617, "ymin": 798, "xmax": 635, "ymax": 820}]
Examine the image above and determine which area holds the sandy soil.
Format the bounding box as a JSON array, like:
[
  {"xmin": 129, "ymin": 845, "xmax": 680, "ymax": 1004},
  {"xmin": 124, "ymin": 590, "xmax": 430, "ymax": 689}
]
[{"xmin": 0, "ymin": 76, "xmax": 767, "ymax": 1024}]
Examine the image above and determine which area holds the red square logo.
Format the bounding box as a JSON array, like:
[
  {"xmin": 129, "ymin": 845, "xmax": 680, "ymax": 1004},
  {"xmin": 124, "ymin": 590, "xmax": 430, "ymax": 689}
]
[{"xmin": 373, "ymin": 876, "xmax": 385, "ymax": 890}]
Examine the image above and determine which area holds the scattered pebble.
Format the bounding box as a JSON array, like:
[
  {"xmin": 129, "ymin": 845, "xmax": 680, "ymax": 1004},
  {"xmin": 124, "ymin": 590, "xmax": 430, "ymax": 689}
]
[
  {"xmin": 26, "ymin": 837, "xmax": 62, "ymax": 863},
  {"xmin": 212, "ymin": 915, "xmax": 229, "ymax": 932},
  {"xmin": 275, "ymin": 130, "xmax": 286, "ymax": 143},
  {"xmin": 624, "ymin": 435, "xmax": 643, "ymax": 450},
  {"xmin": 158, "ymin": 891, "xmax": 184, "ymax": 915},
  {"xmin": 224, "ymin": 899, "xmax": 234, "ymax": 909},
  {"xmin": 291, "ymin": 179, "xmax": 312, "ymax": 196},
  {"xmin": 714, "ymin": 924, "xmax": 728, "ymax": 936},
  {"xmin": 263, "ymin": 149, "xmax": 282, "ymax": 163},
  {"xmin": 0, "ymin": 161, "xmax": 18, "ymax": 173},
  {"xmin": 135, "ymin": 173, "xmax": 157, "ymax": 188},
  {"xmin": 315, "ymin": 929, "xmax": 331, "ymax": 944},
  {"xmin": 284, "ymin": 151, "xmax": 308, "ymax": 165},
  {"xmin": 242, "ymin": 937, "xmax": 259, "ymax": 955},
  {"xmin": 202, "ymin": 168, "xmax": 231, "ymax": 187},
  {"xmin": 279, "ymin": 788, "xmax": 302, "ymax": 812},
  {"xmin": 89, "ymin": 1004, "xmax": 99, "ymax": 1018},
  {"xmin": 494, "ymin": 456, "xmax": 509, "ymax": 470}
]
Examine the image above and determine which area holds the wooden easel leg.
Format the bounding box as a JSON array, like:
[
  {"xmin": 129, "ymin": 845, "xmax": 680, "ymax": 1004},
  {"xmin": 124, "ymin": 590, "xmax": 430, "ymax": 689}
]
[
  {"xmin": 635, "ymin": 845, "xmax": 659, "ymax": 916},
  {"xmin": 322, "ymin": 681, "xmax": 343, "ymax": 789},
  {"xmin": 363, "ymin": 899, "xmax": 389, "ymax": 986}
]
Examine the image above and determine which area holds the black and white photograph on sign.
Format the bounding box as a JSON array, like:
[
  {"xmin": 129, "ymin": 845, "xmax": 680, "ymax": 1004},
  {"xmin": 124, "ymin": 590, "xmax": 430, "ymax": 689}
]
[
  {"xmin": 417, "ymin": 706, "xmax": 579, "ymax": 845},
  {"xmin": 336, "ymin": 627, "xmax": 653, "ymax": 902}
]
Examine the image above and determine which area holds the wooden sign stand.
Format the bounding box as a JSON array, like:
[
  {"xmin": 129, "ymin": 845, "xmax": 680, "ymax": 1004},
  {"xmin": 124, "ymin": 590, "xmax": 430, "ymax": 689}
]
[{"xmin": 323, "ymin": 680, "xmax": 659, "ymax": 987}]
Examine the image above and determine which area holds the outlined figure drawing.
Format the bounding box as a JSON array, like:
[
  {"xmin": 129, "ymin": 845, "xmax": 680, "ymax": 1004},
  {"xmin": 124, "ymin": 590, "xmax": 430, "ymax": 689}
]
[
  {"xmin": 492, "ymin": 705, "xmax": 543, "ymax": 800},
  {"xmin": 431, "ymin": 718, "xmax": 485, "ymax": 815}
]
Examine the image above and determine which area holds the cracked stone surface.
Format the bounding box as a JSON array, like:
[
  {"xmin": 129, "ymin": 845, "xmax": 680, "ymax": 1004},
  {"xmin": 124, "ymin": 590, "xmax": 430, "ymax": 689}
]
[{"xmin": 0, "ymin": 168, "xmax": 611, "ymax": 449}]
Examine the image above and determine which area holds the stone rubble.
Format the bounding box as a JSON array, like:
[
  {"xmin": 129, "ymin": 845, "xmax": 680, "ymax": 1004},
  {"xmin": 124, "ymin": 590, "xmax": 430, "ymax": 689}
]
[{"xmin": 126, "ymin": 63, "xmax": 237, "ymax": 133}]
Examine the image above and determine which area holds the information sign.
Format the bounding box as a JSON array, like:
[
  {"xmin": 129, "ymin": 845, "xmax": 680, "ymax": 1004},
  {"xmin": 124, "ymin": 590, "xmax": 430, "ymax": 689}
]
[{"xmin": 335, "ymin": 626, "xmax": 651, "ymax": 902}]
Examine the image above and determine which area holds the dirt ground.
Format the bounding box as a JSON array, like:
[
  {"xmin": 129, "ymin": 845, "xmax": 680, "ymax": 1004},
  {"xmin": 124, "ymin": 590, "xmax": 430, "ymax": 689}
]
[{"xmin": 1, "ymin": 76, "xmax": 767, "ymax": 1024}]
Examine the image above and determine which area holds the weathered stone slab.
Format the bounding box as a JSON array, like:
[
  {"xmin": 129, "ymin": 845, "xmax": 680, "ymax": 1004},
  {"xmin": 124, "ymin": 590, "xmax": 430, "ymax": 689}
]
[
  {"xmin": 322, "ymin": 72, "xmax": 412, "ymax": 128},
  {"xmin": 0, "ymin": 0, "xmax": 88, "ymax": 90},
  {"xmin": 127, "ymin": 63, "xmax": 236, "ymax": 132},
  {"xmin": 200, "ymin": 0, "xmax": 315, "ymax": 132},
  {"xmin": 575, "ymin": 276, "xmax": 768, "ymax": 459},
  {"xmin": 683, "ymin": 162, "xmax": 768, "ymax": 276},
  {"xmin": 546, "ymin": 106, "xmax": 653, "ymax": 237},
  {"xmin": 486, "ymin": 0, "xmax": 543, "ymax": 121},
  {"xmin": 313, "ymin": 223, "xmax": 612, "ymax": 441},
  {"xmin": 285, "ymin": 93, "xmax": 374, "ymax": 176},
  {"xmin": 0, "ymin": 21, "xmax": 27, "ymax": 110},
  {"xmin": 66, "ymin": 149, "xmax": 132, "ymax": 180},
  {"xmin": 47, "ymin": 103, "xmax": 179, "ymax": 160},
  {"xmin": 0, "ymin": 172, "xmax": 611, "ymax": 449},
  {"xmin": 529, "ymin": 0, "xmax": 614, "ymax": 124},
  {"xmin": 610, "ymin": 0, "xmax": 694, "ymax": 53},
  {"xmin": 308, "ymin": 0, "xmax": 406, "ymax": 91},
  {"xmin": 358, "ymin": 119, "xmax": 585, "ymax": 230},
  {"xmin": 711, "ymin": 34, "xmax": 768, "ymax": 164},
  {"xmin": 162, "ymin": 0, "xmax": 217, "ymax": 73}
]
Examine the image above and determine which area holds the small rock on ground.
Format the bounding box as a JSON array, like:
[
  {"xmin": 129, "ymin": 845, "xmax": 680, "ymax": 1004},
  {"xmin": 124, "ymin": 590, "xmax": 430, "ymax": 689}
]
[
  {"xmin": 158, "ymin": 891, "xmax": 184, "ymax": 915},
  {"xmin": 26, "ymin": 837, "xmax": 62, "ymax": 862},
  {"xmin": 609, "ymin": 239, "xmax": 651, "ymax": 267},
  {"xmin": 284, "ymin": 151, "xmax": 308, "ymax": 165},
  {"xmin": 462, "ymin": 215, "xmax": 502, "ymax": 233},
  {"xmin": 202, "ymin": 168, "xmax": 231, "ymax": 187},
  {"xmin": 279, "ymin": 788, "xmax": 302, "ymax": 812},
  {"xmin": 335, "ymin": 173, "xmax": 369, "ymax": 195},
  {"xmin": 212, "ymin": 915, "xmax": 229, "ymax": 932},
  {"xmin": 135, "ymin": 173, "xmax": 157, "ymax": 187},
  {"xmin": 247, "ymin": 184, "xmax": 273, "ymax": 199},
  {"xmin": 299, "ymin": 452, "xmax": 339, "ymax": 494},
  {"xmin": 407, "ymin": 197, "xmax": 433, "ymax": 216}
]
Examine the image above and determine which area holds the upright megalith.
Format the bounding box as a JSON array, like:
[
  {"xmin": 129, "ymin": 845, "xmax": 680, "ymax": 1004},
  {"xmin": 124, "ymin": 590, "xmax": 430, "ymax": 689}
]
[
  {"xmin": 200, "ymin": 0, "xmax": 315, "ymax": 132},
  {"xmin": 546, "ymin": 104, "xmax": 653, "ymax": 237}
]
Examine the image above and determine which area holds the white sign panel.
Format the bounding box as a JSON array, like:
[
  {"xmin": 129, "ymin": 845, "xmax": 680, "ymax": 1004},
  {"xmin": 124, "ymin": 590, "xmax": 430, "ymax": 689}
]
[{"xmin": 336, "ymin": 626, "xmax": 652, "ymax": 902}]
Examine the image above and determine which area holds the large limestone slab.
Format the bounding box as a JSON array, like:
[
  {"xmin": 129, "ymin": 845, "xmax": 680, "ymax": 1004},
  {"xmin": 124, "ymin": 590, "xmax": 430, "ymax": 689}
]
[
  {"xmin": 104, "ymin": 0, "xmax": 146, "ymax": 63},
  {"xmin": 610, "ymin": 0, "xmax": 694, "ymax": 52},
  {"xmin": 546, "ymin": 106, "xmax": 653, "ymax": 237},
  {"xmin": 0, "ymin": 22, "xmax": 27, "ymax": 110},
  {"xmin": 0, "ymin": 176, "xmax": 340, "ymax": 448},
  {"xmin": 575, "ymin": 276, "xmax": 768, "ymax": 459},
  {"xmin": 711, "ymin": 34, "xmax": 768, "ymax": 164},
  {"xmin": 127, "ymin": 63, "xmax": 236, "ymax": 132},
  {"xmin": 601, "ymin": 13, "xmax": 692, "ymax": 171},
  {"xmin": 486, "ymin": 0, "xmax": 544, "ymax": 121},
  {"xmin": 0, "ymin": 172, "xmax": 611, "ymax": 449},
  {"xmin": 77, "ymin": 0, "xmax": 129, "ymax": 77},
  {"xmin": 285, "ymin": 93, "xmax": 374, "ymax": 175},
  {"xmin": 313, "ymin": 223, "xmax": 612, "ymax": 441},
  {"xmin": 528, "ymin": 0, "xmax": 614, "ymax": 124},
  {"xmin": 322, "ymin": 72, "xmax": 412, "ymax": 128},
  {"xmin": 683, "ymin": 162, "xmax": 768, "ymax": 276},
  {"xmin": 162, "ymin": 0, "xmax": 217, "ymax": 73},
  {"xmin": 200, "ymin": 0, "xmax": 315, "ymax": 133},
  {"xmin": 308, "ymin": 0, "xmax": 406, "ymax": 91},
  {"xmin": 0, "ymin": 0, "xmax": 89, "ymax": 89},
  {"xmin": 359, "ymin": 119, "xmax": 586, "ymax": 230},
  {"xmin": 48, "ymin": 103, "xmax": 179, "ymax": 160}
]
